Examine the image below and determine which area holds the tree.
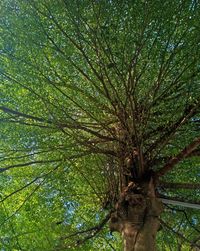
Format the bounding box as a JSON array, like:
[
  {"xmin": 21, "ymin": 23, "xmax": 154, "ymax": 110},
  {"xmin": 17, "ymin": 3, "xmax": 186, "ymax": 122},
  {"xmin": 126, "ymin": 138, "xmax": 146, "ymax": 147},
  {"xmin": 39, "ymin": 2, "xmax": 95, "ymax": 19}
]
[{"xmin": 0, "ymin": 0, "xmax": 200, "ymax": 250}]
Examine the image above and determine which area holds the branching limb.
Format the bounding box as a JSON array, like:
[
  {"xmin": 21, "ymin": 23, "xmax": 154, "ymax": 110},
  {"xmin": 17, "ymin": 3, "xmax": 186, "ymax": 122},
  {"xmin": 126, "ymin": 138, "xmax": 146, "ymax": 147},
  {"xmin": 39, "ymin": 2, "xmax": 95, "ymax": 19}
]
[
  {"xmin": 156, "ymin": 137, "xmax": 200, "ymax": 178},
  {"xmin": 58, "ymin": 212, "xmax": 112, "ymax": 249},
  {"xmin": 159, "ymin": 181, "xmax": 200, "ymax": 190}
]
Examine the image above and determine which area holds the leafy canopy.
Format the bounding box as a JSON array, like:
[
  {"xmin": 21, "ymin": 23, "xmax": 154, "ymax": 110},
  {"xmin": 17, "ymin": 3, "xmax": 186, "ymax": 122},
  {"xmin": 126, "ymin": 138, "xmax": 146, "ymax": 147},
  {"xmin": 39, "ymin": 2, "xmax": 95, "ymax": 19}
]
[{"xmin": 0, "ymin": 0, "xmax": 200, "ymax": 250}]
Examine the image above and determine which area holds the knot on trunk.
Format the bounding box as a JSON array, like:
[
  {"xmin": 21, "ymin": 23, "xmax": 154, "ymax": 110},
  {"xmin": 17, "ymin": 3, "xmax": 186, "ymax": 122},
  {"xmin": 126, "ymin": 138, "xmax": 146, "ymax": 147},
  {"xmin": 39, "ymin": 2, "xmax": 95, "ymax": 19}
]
[
  {"xmin": 109, "ymin": 192, "xmax": 147, "ymax": 232},
  {"xmin": 109, "ymin": 181, "xmax": 163, "ymax": 234}
]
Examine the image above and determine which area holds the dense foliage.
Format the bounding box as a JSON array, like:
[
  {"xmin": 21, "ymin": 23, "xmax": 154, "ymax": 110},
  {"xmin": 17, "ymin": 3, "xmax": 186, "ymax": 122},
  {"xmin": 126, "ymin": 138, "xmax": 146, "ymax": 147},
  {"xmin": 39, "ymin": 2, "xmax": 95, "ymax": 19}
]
[{"xmin": 0, "ymin": 0, "xmax": 200, "ymax": 250}]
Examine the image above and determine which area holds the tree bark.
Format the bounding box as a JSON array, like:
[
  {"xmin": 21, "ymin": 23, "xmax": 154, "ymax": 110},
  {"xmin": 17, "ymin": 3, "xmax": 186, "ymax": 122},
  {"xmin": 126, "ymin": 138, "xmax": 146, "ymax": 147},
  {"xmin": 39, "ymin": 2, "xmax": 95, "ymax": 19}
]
[{"xmin": 109, "ymin": 180, "xmax": 163, "ymax": 251}]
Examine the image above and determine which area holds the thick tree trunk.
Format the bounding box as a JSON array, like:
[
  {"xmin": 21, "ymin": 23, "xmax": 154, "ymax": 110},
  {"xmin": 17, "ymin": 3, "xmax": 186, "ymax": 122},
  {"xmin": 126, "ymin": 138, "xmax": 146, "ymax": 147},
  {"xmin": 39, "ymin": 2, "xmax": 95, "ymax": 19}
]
[
  {"xmin": 109, "ymin": 180, "xmax": 163, "ymax": 251},
  {"xmin": 122, "ymin": 200, "xmax": 161, "ymax": 251}
]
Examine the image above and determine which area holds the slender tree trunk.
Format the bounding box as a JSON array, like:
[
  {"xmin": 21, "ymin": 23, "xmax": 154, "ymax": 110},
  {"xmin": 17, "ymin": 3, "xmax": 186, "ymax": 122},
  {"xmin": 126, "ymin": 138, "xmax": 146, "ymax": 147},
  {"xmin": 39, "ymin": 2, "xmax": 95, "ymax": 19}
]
[{"xmin": 109, "ymin": 179, "xmax": 163, "ymax": 251}]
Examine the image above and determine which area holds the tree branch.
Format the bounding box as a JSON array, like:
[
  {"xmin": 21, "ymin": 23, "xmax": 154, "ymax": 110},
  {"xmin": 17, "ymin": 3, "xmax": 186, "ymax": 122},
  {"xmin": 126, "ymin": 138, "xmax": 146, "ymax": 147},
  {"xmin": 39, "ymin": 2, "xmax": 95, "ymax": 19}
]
[
  {"xmin": 156, "ymin": 137, "xmax": 200, "ymax": 177},
  {"xmin": 159, "ymin": 181, "xmax": 200, "ymax": 190},
  {"xmin": 0, "ymin": 159, "xmax": 61, "ymax": 173},
  {"xmin": 0, "ymin": 106, "xmax": 117, "ymax": 142},
  {"xmin": 59, "ymin": 212, "xmax": 112, "ymax": 249},
  {"xmin": 146, "ymin": 100, "xmax": 200, "ymax": 163}
]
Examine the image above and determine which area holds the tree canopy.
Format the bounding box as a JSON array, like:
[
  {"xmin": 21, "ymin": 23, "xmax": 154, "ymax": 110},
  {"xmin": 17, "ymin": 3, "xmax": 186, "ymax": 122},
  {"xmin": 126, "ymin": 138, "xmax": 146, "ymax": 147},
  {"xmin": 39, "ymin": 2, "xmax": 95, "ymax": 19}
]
[{"xmin": 0, "ymin": 0, "xmax": 200, "ymax": 250}]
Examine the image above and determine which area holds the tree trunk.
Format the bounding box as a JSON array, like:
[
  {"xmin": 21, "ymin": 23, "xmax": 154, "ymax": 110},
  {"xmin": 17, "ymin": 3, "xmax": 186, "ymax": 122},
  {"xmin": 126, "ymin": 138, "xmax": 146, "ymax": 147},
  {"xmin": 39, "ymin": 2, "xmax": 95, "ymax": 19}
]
[
  {"xmin": 109, "ymin": 179, "xmax": 163, "ymax": 251},
  {"xmin": 122, "ymin": 203, "xmax": 161, "ymax": 251}
]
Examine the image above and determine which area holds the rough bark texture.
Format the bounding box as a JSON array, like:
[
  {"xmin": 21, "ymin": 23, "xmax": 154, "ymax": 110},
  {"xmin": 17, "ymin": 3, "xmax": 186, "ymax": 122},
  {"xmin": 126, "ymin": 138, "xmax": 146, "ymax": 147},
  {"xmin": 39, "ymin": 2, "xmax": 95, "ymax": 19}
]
[{"xmin": 109, "ymin": 179, "xmax": 163, "ymax": 251}]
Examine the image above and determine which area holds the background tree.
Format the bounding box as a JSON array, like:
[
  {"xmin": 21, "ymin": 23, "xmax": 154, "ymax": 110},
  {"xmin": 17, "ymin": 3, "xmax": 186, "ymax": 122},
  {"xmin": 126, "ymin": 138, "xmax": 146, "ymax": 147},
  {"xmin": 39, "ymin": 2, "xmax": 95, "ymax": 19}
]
[{"xmin": 0, "ymin": 0, "xmax": 200, "ymax": 250}]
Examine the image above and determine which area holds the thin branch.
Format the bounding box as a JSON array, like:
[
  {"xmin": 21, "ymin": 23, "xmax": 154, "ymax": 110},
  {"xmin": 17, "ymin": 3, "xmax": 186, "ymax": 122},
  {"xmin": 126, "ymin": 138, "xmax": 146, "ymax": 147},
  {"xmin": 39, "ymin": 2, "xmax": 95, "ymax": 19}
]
[
  {"xmin": 0, "ymin": 159, "xmax": 61, "ymax": 173},
  {"xmin": 160, "ymin": 219, "xmax": 200, "ymax": 249},
  {"xmin": 165, "ymin": 204, "xmax": 200, "ymax": 233},
  {"xmin": 1, "ymin": 183, "xmax": 42, "ymax": 225},
  {"xmin": 59, "ymin": 212, "xmax": 111, "ymax": 249},
  {"xmin": 0, "ymin": 164, "xmax": 61, "ymax": 203},
  {"xmin": 1, "ymin": 163, "xmax": 62, "ymax": 226},
  {"xmin": 0, "ymin": 106, "xmax": 117, "ymax": 142}
]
